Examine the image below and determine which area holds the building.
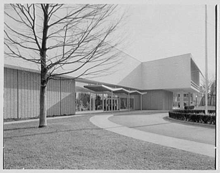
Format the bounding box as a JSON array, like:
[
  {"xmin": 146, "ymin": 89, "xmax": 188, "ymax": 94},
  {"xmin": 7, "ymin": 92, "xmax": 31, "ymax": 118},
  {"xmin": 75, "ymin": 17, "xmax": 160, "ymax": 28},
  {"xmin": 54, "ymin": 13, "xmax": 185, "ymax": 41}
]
[{"xmin": 3, "ymin": 53, "xmax": 202, "ymax": 120}]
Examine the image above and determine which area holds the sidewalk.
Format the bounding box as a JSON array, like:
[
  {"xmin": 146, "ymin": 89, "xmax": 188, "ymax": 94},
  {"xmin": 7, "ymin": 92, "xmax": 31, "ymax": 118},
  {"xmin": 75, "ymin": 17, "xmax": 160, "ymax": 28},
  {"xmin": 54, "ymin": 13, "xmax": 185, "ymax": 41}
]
[
  {"xmin": 4, "ymin": 110, "xmax": 168, "ymax": 125},
  {"xmin": 90, "ymin": 113, "xmax": 215, "ymax": 158}
]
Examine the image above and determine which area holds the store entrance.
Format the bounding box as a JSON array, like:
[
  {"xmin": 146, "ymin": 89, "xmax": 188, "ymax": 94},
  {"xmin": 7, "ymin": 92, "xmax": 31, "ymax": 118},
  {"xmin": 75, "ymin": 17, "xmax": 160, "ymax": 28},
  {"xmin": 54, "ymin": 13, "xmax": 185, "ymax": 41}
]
[{"xmin": 104, "ymin": 97, "xmax": 119, "ymax": 111}]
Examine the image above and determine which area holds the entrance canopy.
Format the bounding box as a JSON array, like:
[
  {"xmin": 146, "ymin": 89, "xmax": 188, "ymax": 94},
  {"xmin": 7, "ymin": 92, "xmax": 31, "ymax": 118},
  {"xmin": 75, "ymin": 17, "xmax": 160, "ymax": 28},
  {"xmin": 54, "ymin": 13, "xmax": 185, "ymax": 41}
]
[{"xmin": 84, "ymin": 84, "xmax": 147, "ymax": 95}]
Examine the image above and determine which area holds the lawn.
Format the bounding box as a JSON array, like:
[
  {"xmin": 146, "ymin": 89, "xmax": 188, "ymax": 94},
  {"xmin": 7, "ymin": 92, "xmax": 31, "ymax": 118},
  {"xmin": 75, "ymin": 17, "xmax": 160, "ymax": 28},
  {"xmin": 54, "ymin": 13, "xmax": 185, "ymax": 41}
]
[{"xmin": 3, "ymin": 114, "xmax": 215, "ymax": 169}]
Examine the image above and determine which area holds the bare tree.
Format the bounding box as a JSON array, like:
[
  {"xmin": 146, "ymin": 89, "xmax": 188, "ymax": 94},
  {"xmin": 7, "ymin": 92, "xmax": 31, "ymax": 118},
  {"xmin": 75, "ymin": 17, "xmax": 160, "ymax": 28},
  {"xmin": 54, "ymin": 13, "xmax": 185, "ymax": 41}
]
[
  {"xmin": 4, "ymin": 4, "xmax": 124, "ymax": 127},
  {"xmin": 199, "ymin": 77, "xmax": 215, "ymax": 95},
  {"xmin": 199, "ymin": 79, "xmax": 216, "ymax": 106}
]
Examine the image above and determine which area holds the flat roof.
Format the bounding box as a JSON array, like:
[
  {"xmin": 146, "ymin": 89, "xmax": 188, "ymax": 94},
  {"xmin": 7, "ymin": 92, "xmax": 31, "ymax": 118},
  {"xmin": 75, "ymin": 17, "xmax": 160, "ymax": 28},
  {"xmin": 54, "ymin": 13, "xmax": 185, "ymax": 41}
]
[{"xmin": 84, "ymin": 84, "xmax": 147, "ymax": 95}]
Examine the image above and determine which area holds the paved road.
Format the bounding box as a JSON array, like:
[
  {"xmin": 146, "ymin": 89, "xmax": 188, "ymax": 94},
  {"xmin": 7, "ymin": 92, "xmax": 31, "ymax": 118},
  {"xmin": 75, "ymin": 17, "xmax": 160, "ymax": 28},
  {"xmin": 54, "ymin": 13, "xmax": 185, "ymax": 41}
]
[
  {"xmin": 109, "ymin": 113, "xmax": 215, "ymax": 145},
  {"xmin": 90, "ymin": 112, "xmax": 215, "ymax": 157}
]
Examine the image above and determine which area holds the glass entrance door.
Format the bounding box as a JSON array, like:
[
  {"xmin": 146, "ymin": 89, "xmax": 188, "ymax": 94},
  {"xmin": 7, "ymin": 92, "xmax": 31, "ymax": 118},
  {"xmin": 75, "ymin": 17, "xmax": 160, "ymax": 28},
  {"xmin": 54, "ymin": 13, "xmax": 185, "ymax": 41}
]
[{"xmin": 104, "ymin": 97, "xmax": 118, "ymax": 111}]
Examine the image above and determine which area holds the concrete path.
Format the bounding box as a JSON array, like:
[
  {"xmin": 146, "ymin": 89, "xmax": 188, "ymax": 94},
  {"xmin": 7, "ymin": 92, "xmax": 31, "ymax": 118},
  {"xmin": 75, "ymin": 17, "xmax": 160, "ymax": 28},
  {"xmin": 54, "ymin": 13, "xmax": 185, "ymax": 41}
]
[
  {"xmin": 110, "ymin": 113, "xmax": 215, "ymax": 145},
  {"xmin": 90, "ymin": 113, "xmax": 215, "ymax": 158}
]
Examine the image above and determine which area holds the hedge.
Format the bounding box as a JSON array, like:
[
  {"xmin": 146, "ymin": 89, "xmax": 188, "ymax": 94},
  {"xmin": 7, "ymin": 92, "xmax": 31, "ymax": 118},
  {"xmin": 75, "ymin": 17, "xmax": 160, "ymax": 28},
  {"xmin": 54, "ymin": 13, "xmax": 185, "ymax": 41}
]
[
  {"xmin": 169, "ymin": 110, "xmax": 216, "ymax": 125},
  {"xmin": 171, "ymin": 110, "xmax": 215, "ymax": 114}
]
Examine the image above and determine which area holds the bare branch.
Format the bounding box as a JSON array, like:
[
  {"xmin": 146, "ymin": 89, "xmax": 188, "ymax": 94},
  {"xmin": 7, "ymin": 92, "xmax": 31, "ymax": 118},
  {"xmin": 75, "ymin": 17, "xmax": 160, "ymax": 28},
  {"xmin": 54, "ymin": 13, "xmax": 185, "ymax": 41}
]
[
  {"xmin": 5, "ymin": 3, "xmax": 124, "ymax": 80},
  {"xmin": 48, "ymin": 4, "xmax": 89, "ymax": 28}
]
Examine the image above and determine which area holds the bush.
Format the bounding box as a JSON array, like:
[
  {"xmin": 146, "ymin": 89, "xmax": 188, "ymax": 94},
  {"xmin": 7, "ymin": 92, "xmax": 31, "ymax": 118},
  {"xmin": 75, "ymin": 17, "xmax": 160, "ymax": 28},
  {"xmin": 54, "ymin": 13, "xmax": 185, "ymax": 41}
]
[
  {"xmin": 171, "ymin": 109, "xmax": 215, "ymax": 114},
  {"xmin": 169, "ymin": 110, "xmax": 216, "ymax": 125},
  {"xmin": 184, "ymin": 105, "xmax": 194, "ymax": 110}
]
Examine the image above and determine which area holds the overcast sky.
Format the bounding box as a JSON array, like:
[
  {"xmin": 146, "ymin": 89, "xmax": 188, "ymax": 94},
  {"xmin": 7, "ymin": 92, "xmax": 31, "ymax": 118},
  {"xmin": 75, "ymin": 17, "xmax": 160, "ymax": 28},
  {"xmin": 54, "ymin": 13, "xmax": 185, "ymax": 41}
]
[
  {"xmin": 116, "ymin": 4, "xmax": 216, "ymax": 81},
  {"xmin": 2, "ymin": 1, "xmax": 217, "ymax": 81}
]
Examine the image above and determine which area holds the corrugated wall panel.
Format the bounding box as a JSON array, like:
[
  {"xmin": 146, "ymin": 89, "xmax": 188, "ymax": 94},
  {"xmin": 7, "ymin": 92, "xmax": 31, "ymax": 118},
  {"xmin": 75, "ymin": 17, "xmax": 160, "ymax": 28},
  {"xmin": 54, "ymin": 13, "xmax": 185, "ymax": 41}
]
[
  {"xmin": 4, "ymin": 67, "xmax": 76, "ymax": 120},
  {"xmin": 18, "ymin": 70, "xmax": 40, "ymax": 119},
  {"xmin": 31, "ymin": 72, "xmax": 40, "ymax": 118},
  {"xmin": 47, "ymin": 79, "xmax": 61, "ymax": 116},
  {"xmin": 134, "ymin": 95, "xmax": 140, "ymax": 110},
  {"xmin": 60, "ymin": 79, "xmax": 75, "ymax": 115},
  {"xmin": 4, "ymin": 68, "xmax": 18, "ymax": 119},
  {"xmin": 32, "ymin": 73, "xmax": 40, "ymax": 117}
]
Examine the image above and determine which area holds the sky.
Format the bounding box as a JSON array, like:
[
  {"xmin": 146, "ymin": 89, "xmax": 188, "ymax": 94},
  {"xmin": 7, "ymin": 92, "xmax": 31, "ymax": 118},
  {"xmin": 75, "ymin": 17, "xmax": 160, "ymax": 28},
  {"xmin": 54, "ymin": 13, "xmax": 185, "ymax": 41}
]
[
  {"xmin": 2, "ymin": 1, "xmax": 217, "ymax": 81},
  {"xmin": 116, "ymin": 3, "xmax": 216, "ymax": 81}
]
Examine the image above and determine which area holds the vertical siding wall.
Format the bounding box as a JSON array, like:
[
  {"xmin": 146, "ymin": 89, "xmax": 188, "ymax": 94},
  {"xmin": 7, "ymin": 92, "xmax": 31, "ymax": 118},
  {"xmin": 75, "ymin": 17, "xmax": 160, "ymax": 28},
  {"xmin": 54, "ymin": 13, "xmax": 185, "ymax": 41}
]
[
  {"xmin": 142, "ymin": 90, "xmax": 173, "ymax": 110},
  {"xmin": 18, "ymin": 70, "xmax": 40, "ymax": 119},
  {"xmin": 4, "ymin": 67, "xmax": 75, "ymax": 120},
  {"xmin": 47, "ymin": 79, "xmax": 61, "ymax": 116},
  {"xmin": 133, "ymin": 95, "xmax": 141, "ymax": 110},
  {"xmin": 60, "ymin": 79, "xmax": 75, "ymax": 115},
  {"xmin": 4, "ymin": 68, "xmax": 18, "ymax": 119}
]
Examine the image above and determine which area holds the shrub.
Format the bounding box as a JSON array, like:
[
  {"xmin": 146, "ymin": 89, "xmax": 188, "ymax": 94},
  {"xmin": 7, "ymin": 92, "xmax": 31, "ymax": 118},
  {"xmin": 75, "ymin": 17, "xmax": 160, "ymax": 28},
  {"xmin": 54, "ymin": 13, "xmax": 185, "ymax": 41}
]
[
  {"xmin": 169, "ymin": 110, "xmax": 216, "ymax": 125},
  {"xmin": 184, "ymin": 105, "xmax": 194, "ymax": 110}
]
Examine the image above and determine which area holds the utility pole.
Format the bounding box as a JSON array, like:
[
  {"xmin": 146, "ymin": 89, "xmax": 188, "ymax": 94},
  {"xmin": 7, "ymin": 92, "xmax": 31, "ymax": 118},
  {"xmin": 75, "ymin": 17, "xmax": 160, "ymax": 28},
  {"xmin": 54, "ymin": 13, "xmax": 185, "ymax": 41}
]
[{"xmin": 205, "ymin": 5, "xmax": 208, "ymax": 115}]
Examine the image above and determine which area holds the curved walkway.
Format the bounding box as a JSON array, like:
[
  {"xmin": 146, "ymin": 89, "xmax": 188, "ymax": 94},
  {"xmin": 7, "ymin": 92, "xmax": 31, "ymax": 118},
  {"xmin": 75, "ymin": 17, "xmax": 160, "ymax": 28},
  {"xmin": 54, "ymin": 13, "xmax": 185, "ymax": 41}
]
[
  {"xmin": 109, "ymin": 113, "xmax": 215, "ymax": 145},
  {"xmin": 90, "ymin": 113, "xmax": 215, "ymax": 158}
]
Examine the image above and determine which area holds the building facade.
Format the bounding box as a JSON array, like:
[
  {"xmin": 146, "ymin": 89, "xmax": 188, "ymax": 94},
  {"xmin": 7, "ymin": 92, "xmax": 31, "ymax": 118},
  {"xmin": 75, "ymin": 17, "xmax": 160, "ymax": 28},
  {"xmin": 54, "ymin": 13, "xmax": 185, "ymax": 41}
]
[
  {"xmin": 4, "ymin": 53, "xmax": 202, "ymax": 120},
  {"xmin": 4, "ymin": 66, "xmax": 75, "ymax": 120}
]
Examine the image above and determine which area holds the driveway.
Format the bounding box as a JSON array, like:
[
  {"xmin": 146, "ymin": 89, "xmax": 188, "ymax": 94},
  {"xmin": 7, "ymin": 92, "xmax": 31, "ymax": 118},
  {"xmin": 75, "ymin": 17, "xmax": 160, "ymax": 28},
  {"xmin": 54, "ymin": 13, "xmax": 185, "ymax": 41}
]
[
  {"xmin": 90, "ymin": 111, "xmax": 215, "ymax": 157},
  {"xmin": 109, "ymin": 112, "xmax": 215, "ymax": 145}
]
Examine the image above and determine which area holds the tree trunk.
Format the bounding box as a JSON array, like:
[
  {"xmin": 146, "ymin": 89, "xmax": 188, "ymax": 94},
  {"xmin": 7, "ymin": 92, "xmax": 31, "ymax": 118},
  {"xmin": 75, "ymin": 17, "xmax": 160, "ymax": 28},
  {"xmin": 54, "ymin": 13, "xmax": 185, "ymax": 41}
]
[
  {"xmin": 39, "ymin": 59, "xmax": 48, "ymax": 127},
  {"xmin": 39, "ymin": 4, "xmax": 49, "ymax": 128},
  {"xmin": 39, "ymin": 84, "xmax": 47, "ymax": 127}
]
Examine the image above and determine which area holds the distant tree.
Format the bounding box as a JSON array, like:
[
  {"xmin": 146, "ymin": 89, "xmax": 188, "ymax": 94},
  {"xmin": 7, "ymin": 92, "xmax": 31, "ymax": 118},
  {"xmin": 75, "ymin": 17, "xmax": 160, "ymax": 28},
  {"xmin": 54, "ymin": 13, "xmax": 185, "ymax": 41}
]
[
  {"xmin": 78, "ymin": 93, "xmax": 90, "ymax": 108},
  {"xmin": 199, "ymin": 78, "xmax": 215, "ymax": 96},
  {"xmin": 95, "ymin": 95, "xmax": 101, "ymax": 109},
  {"xmin": 199, "ymin": 79, "xmax": 216, "ymax": 106},
  {"xmin": 4, "ymin": 4, "xmax": 123, "ymax": 127}
]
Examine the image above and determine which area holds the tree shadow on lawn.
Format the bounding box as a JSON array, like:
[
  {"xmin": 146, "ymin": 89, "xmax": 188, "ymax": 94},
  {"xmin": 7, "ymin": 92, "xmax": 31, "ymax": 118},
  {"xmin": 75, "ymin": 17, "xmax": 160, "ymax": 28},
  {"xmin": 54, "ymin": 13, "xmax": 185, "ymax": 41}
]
[
  {"xmin": 4, "ymin": 126, "xmax": 102, "ymax": 139},
  {"xmin": 4, "ymin": 121, "xmax": 173, "ymax": 140},
  {"xmin": 4, "ymin": 126, "xmax": 38, "ymax": 131}
]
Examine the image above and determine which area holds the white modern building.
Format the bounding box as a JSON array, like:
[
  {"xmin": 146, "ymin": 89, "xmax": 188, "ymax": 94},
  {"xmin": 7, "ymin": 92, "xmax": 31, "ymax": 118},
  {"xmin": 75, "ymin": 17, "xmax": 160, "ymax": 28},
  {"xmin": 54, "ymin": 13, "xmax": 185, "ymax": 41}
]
[{"xmin": 4, "ymin": 53, "xmax": 202, "ymax": 120}]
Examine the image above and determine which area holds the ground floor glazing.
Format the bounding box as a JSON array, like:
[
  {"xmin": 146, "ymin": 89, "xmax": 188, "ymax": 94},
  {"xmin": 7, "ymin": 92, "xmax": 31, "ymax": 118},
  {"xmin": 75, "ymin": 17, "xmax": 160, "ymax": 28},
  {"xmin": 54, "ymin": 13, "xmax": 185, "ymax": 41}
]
[{"xmin": 75, "ymin": 92, "xmax": 135, "ymax": 112}]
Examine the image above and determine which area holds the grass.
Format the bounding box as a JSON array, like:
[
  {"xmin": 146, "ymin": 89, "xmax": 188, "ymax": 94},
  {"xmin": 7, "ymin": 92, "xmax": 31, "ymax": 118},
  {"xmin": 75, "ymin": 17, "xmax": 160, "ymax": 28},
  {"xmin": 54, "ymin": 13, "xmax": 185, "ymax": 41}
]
[{"xmin": 3, "ymin": 115, "xmax": 215, "ymax": 170}]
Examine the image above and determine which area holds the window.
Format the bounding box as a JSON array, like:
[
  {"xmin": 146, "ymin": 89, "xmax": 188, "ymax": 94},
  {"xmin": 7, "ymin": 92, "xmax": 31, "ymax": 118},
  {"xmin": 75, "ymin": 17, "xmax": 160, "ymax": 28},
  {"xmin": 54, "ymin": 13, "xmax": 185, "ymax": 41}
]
[
  {"xmin": 76, "ymin": 92, "xmax": 90, "ymax": 111},
  {"xmin": 120, "ymin": 98, "xmax": 127, "ymax": 109}
]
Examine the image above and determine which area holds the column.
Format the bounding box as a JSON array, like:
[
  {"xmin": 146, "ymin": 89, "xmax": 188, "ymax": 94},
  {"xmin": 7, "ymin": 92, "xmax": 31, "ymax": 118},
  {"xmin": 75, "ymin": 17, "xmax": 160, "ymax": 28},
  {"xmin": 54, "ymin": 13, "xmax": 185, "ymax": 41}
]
[
  {"xmin": 128, "ymin": 93, "xmax": 130, "ymax": 110},
  {"xmin": 106, "ymin": 97, "xmax": 108, "ymax": 111},
  {"xmin": 195, "ymin": 94, "xmax": 197, "ymax": 107},
  {"xmin": 180, "ymin": 92, "xmax": 184, "ymax": 109},
  {"xmin": 89, "ymin": 92, "xmax": 92, "ymax": 111},
  {"xmin": 188, "ymin": 92, "xmax": 191, "ymax": 106},
  {"xmin": 140, "ymin": 94, "xmax": 142, "ymax": 110},
  {"xmin": 118, "ymin": 96, "xmax": 121, "ymax": 110},
  {"xmin": 93, "ymin": 95, "xmax": 95, "ymax": 111},
  {"xmin": 127, "ymin": 93, "xmax": 129, "ymax": 109},
  {"xmin": 102, "ymin": 93, "xmax": 104, "ymax": 111},
  {"xmin": 133, "ymin": 96, "xmax": 135, "ymax": 110},
  {"xmin": 111, "ymin": 92, "xmax": 113, "ymax": 111}
]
